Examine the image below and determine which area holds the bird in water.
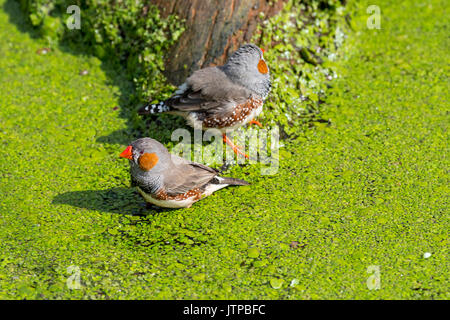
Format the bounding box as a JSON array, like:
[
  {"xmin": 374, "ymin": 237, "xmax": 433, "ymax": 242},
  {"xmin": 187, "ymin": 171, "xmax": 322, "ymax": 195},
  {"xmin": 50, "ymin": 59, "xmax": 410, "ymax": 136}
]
[{"xmin": 120, "ymin": 137, "xmax": 250, "ymax": 208}]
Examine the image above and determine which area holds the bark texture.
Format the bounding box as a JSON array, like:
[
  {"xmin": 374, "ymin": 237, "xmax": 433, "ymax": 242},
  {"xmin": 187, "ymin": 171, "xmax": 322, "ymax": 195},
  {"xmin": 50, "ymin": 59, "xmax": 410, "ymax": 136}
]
[{"xmin": 151, "ymin": 0, "xmax": 287, "ymax": 85}]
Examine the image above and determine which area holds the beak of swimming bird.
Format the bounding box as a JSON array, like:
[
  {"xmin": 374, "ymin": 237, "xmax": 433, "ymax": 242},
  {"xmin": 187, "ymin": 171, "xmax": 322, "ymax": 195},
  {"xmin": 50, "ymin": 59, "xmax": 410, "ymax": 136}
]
[{"xmin": 119, "ymin": 145, "xmax": 133, "ymax": 160}]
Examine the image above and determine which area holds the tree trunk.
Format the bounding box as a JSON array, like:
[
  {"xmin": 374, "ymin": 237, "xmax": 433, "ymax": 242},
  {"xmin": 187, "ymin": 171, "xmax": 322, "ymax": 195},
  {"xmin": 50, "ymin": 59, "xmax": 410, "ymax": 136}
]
[{"xmin": 151, "ymin": 0, "xmax": 287, "ymax": 85}]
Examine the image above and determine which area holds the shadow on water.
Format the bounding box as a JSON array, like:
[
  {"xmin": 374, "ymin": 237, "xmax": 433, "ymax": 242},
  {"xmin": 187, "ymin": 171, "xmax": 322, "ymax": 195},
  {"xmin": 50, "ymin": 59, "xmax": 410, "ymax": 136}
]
[{"xmin": 52, "ymin": 187, "xmax": 176, "ymax": 216}]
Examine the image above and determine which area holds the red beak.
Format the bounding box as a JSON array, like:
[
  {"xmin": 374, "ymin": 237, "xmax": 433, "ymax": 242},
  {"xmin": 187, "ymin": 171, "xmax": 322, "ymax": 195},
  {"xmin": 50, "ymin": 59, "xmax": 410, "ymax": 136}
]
[
  {"xmin": 120, "ymin": 145, "xmax": 133, "ymax": 160},
  {"xmin": 260, "ymin": 47, "xmax": 265, "ymax": 54}
]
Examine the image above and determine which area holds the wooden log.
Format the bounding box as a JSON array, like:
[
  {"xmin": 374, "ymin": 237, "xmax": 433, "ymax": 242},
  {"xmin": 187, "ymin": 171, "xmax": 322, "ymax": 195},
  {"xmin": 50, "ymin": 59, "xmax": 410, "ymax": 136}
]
[{"xmin": 151, "ymin": 0, "xmax": 287, "ymax": 85}]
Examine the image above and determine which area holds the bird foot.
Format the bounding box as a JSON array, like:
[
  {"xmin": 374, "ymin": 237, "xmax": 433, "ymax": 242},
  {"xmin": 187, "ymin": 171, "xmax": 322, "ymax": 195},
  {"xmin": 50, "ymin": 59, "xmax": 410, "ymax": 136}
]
[
  {"xmin": 249, "ymin": 120, "xmax": 263, "ymax": 128},
  {"xmin": 222, "ymin": 134, "xmax": 249, "ymax": 159}
]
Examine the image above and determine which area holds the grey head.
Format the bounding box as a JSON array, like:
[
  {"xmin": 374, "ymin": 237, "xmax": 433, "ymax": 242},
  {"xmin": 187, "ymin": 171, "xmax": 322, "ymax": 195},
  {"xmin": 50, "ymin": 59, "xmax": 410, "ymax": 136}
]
[
  {"xmin": 121, "ymin": 137, "xmax": 172, "ymax": 193},
  {"xmin": 121, "ymin": 137, "xmax": 219, "ymax": 197},
  {"xmin": 219, "ymin": 44, "xmax": 271, "ymax": 99}
]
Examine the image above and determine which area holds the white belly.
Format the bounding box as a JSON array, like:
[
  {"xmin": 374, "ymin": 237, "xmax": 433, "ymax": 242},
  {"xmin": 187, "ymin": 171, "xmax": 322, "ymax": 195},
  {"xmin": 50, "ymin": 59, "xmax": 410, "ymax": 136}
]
[
  {"xmin": 137, "ymin": 187, "xmax": 195, "ymax": 208},
  {"xmin": 137, "ymin": 184, "xmax": 228, "ymax": 209}
]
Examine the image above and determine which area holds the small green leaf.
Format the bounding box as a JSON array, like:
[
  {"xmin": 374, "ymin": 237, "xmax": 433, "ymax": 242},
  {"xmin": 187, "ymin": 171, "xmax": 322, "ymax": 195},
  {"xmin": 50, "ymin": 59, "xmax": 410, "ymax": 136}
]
[
  {"xmin": 192, "ymin": 273, "xmax": 206, "ymax": 281},
  {"xmin": 248, "ymin": 248, "xmax": 260, "ymax": 258},
  {"xmin": 270, "ymin": 278, "xmax": 285, "ymax": 289}
]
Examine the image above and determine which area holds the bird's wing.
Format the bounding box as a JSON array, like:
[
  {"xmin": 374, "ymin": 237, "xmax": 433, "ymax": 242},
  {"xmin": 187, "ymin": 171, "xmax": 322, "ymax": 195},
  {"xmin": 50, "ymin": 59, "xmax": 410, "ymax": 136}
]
[
  {"xmin": 161, "ymin": 155, "xmax": 218, "ymax": 196},
  {"xmin": 165, "ymin": 67, "xmax": 251, "ymax": 113}
]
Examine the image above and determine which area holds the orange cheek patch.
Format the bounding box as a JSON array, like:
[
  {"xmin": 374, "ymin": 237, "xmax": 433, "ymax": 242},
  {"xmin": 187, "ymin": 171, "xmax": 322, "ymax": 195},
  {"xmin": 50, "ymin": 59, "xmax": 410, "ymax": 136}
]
[
  {"xmin": 257, "ymin": 59, "xmax": 268, "ymax": 74},
  {"xmin": 139, "ymin": 153, "xmax": 159, "ymax": 171}
]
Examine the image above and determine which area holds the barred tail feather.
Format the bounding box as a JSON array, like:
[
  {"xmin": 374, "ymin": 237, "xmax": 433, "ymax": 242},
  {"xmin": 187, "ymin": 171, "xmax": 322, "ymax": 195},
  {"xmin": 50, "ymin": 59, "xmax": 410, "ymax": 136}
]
[
  {"xmin": 138, "ymin": 101, "xmax": 171, "ymax": 115},
  {"xmin": 215, "ymin": 176, "xmax": 250, "ymax": 186}
]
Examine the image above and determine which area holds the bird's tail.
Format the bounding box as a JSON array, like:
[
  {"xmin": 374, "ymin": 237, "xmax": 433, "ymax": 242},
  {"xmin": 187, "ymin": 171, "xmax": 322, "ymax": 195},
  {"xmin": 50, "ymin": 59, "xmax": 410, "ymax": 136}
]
[
  {"xmin": 137, "ymin": 101, "xmax": 171, "ymax": 115},
  {"xmin": 215, "ymin": 176, "xmax": 250, "ymax": 186}
]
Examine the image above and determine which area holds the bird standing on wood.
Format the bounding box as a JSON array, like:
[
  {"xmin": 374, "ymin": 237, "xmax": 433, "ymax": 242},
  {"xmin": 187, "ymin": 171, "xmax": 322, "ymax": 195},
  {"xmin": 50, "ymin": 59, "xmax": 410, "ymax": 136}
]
[
  {"xmin": 119, "ymin": 138, "xmax": 249, "ymax": 208},
  {"xmin": 138, "ymin": 44, "xmax": 271, "ymax": 158}
]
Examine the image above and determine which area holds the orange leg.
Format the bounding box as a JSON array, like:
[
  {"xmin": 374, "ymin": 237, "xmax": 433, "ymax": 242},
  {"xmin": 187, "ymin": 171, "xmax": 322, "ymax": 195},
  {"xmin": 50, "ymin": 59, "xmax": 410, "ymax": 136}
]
[
  {"xmin": 222, "ymin": 134, "xmax": 249, "ymax": 159},
  {"xmin": 249, "ymin": 119, "xmax": 263, "ymax": 128}
]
